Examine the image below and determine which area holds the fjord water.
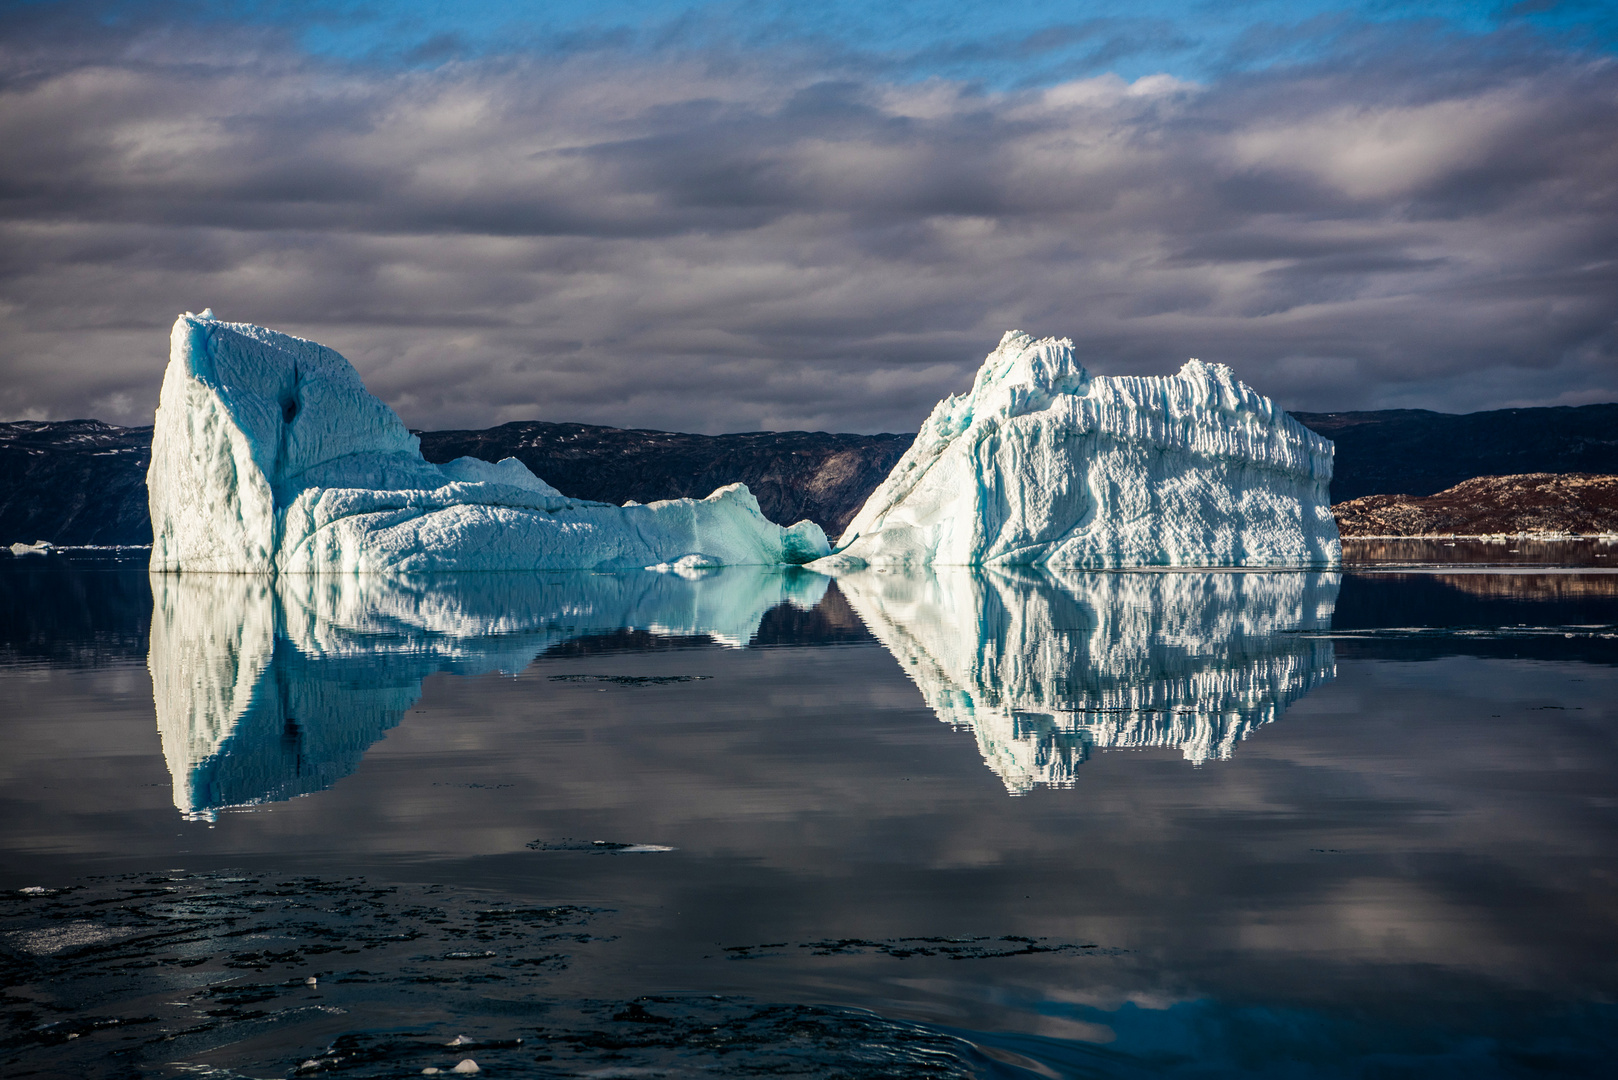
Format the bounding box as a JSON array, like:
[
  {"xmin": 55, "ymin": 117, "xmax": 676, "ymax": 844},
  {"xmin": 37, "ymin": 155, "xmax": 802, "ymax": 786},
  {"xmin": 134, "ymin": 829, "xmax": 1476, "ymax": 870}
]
[{"xmin": 1, "ymin": 546, "xmax": 1615, "ymax": 1077}]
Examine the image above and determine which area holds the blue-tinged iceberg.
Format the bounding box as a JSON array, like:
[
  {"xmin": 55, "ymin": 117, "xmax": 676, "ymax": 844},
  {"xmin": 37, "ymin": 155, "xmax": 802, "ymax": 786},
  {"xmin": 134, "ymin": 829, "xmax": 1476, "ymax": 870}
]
[
  {"xmin": 823, "ymin": 332, "xmax": 1339, "ymax": 568},
  {"xmin": 148, "ymin": 313, "xmax": 828, "ymax": 573}
]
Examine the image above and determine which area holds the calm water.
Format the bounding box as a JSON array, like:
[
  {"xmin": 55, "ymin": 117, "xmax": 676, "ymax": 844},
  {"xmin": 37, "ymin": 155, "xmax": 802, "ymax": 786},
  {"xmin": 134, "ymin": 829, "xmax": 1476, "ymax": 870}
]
[{"xmin": 2, "ymin": 542, "xmax": 1616, "ymax": 1078}]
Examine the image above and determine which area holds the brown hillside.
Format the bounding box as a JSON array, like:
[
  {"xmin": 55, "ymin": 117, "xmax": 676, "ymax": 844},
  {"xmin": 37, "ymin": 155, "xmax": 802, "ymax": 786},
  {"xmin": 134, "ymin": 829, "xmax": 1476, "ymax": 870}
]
[{"xmin": 1333, "ymin": 473, "xmax": 1618, "ymax": 537}]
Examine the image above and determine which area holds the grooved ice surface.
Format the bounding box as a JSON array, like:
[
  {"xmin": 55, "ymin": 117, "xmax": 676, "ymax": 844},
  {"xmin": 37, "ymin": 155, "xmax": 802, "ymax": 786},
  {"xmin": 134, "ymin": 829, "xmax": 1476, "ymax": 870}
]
[
  {"xmin": 826, "ymin": 331, "xmax": 1340, "ymax": 568},
  {"xmin": 147, "ymin": 314, "xmax": 828, "ymax": 573},
  {"xmin": 836, "ymin": 568, "xmax": 1340, "ymax": 793},
  {"xmin": 150, "ymin": 568, "xmax": 828, "ymax": 817}
]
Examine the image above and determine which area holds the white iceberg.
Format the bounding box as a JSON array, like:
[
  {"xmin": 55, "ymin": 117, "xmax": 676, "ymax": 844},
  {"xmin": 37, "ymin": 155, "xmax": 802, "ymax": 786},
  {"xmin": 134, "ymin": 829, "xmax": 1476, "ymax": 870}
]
[
  {"xmin": 147, "ymin": 313, "xmax": 828, "ymax": 573},
  {"xmin": 824, "ymin": 331, "xmax": 1339, "ymax": 569},
  {"xmin": 836, "ymin": 567, "xmax": 1340, "ymax": 793}
]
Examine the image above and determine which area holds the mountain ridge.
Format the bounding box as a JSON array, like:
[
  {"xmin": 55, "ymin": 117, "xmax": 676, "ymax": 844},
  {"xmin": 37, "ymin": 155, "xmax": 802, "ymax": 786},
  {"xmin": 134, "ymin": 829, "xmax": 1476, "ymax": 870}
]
[{"xmin": 4, "ymin": 404, "xmax": 1616, "ymax": 547}]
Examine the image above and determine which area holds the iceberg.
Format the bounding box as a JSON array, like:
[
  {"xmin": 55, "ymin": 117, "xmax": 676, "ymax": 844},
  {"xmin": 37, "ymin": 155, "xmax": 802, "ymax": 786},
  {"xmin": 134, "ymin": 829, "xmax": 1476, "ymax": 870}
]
[
  {"xmin": 147, "ymin": 313, "xmax": 828, "ymax": 573},
  {"xmin": 149, "ymin": 567, "xmax": 828, "ymax": 817},
  {"xmin": 836, "ymin": 567, "xmax": 1340, "ymax": 793},
  {"xmin": 824, "ymin": 331, "xmax": 1339, "ymax": 568}
]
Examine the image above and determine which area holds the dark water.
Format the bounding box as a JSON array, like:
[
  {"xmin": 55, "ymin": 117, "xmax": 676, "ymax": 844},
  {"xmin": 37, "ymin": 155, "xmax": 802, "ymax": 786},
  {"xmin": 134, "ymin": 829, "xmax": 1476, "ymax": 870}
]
[{"xmin": 2, "ymin": 541, "xmax": 1616, "ymax": 1078}]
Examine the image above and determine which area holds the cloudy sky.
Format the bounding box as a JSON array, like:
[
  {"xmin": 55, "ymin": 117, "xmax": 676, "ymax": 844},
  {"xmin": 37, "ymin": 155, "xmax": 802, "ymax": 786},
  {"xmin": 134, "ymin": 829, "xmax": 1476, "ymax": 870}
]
[{"xmin": 2, "ymin": 1, "xmax": 1614, "ymax": 434}]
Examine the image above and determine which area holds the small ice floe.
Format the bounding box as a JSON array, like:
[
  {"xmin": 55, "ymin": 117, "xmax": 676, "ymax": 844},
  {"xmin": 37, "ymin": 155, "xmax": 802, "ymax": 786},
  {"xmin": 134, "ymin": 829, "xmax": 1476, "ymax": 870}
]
[
  {"xmin": 423, "ymin": 1062, "xmax": 480, "ymax": 1075},
  {"xmin": 647, "ymin": 553, "xmax": 724, "ymax": 577},
  {"xmin": 19, "ymin": 886, "xmax": 48, "ymax": 895},
  {"xmin": 526, "ymin": 838, "xmax": 675, "ymax": 853},
  {"xmin": 550, "ymin": 674, "xmax": 711, "ymax": 686},
  {"xmin": 448, "ymin": 1035, "xmax": 474, "ymax": 1046},
  {"xmin": 305, "ymin": 976, "xmax": 318, "ymax": 987},
  {"xmin": 8, "ymin": 541, "xmax": 54, "ymax": 556}
]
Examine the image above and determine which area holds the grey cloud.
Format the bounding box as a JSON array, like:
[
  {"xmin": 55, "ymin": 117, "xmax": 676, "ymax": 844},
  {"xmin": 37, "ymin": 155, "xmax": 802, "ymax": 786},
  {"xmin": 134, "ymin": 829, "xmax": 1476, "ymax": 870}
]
[{"xmin": 0, "ymin": 21, "xmax": 1614, "ymax": 432}]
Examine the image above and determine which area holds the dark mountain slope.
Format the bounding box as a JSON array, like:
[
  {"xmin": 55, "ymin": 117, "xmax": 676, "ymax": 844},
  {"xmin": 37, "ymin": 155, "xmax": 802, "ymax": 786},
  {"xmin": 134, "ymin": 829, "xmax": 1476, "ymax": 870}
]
[
  {"xmin": 1294, "ymin": 404, "xmax": 1618, "ymax": 502},
  {"xmin": 416, "ymin": 422, "xmax": 913, "ymax": 539},
  {"xmin": 0, "ymin": 421, "xmax": 153, "ymax": 546}
]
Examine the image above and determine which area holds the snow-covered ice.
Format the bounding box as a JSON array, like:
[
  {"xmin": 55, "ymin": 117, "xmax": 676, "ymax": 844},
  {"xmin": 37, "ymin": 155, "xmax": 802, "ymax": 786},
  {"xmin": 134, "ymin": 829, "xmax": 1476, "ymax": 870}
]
[
  {"xmin": 835, "ymin": 567, "xmax": 1339, "ymax": 793},
  {"xmin": 148, "ymin": 313, "xmax": 828, "ymax": 573},
  {"xmin": 149, "ymin": 567, "xmax": 827, "ymax": 817},
  {"xmin": 823, "ymin": 331, "xmax": 1340, "ymax": 569}
]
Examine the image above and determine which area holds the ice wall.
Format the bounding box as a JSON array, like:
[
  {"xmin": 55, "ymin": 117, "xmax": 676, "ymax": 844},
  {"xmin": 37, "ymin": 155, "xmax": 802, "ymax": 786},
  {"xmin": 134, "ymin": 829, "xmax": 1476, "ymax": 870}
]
[
  {"xmin": 836, "ymin": 567, "xmax": 1339, "ymax": 793},
  {"xmin": 826, "ymin": 332, "xmax": 1339, "ymax": 568},
  {"xmin": 148, "ymin": 313, "xmax": 828, "ymax": 573},
  {"xmin": 150, "ymin": 567, "xmax": 829, "ymax": 817}
]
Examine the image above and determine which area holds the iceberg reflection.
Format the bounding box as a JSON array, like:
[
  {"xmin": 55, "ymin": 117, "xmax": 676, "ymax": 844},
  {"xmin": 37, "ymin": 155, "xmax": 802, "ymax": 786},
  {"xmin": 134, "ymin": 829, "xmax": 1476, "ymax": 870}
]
[
  {"xmin": 835, "ymin": 568, "xmax": 1340, "ymax": 793},
  {"xmin": 148, "ymin": 568, "xmax": 829, "ymax": 818}
]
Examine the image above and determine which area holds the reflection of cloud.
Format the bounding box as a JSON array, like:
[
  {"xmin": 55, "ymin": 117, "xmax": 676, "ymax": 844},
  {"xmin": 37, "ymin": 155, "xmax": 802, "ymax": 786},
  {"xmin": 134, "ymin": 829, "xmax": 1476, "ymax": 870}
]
[
  {"xmin": 836, "ymin": 568, "xmax": 1339, "ymax": 792},
  {"xmin": 148, "ymin": 568, "xmax": 827, "ymax": 818}
]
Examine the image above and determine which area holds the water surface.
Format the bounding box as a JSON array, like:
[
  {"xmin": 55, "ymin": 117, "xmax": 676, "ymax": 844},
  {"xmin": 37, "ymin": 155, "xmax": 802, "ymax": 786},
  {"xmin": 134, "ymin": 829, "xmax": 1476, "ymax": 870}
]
[{"xmin": 2, "ymin": 544, "xmax": 1615, "ymax": 1077}]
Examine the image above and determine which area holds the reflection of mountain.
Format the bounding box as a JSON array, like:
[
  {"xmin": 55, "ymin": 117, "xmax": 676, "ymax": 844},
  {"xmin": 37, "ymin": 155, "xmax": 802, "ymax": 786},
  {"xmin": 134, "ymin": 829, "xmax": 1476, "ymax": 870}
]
[
  {"xmin": 1342, "ymin": 537, "xmax": 1615, "ymax": 568},
  {"xmin": 836, "ymin": 569, "xmax": 1340, "ymax": 793},
  {"xmin": 149, "ymin": 569, "xmax": 828, "ymax": 818},
  {"xmin": 1426, "ymin": 573, "xmax": 1618, "ymax": 602}
]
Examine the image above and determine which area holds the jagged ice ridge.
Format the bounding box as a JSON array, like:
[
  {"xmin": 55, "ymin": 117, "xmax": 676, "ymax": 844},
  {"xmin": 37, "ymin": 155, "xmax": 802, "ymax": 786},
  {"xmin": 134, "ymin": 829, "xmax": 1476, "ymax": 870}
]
[{"xmin": 822, "ymin": 331, "xmax": 1340, "ymax": 569}]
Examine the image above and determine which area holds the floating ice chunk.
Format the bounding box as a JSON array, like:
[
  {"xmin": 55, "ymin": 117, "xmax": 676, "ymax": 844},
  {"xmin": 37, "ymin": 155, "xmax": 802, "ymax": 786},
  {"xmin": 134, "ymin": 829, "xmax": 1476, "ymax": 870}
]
[
  {"xmin": 824, "ymin": 331, "xmax": 1339, "ymax": 569},
  {"xmin": 453, "ymin": 1061, "xmax": 480, "ymax": 1074},
  {"xmin": 147, "ymin": 314, "xmax": 828, "ymax": 573},
  {"xmin": 8, "ymin": 541, "xmax": 54, "ymax": 556}
]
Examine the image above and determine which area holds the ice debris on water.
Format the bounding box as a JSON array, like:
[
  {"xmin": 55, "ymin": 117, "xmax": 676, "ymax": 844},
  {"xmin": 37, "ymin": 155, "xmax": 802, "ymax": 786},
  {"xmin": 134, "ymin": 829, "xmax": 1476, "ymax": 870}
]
[
  {"xmin": 526, "ymin": 838, "xmax": 675, "ymax": 853},
  {"xmin": 820, "ymin": 331, "xmax": 1339, "ymax": 569},
  {"xmin": 147, "ymin": 313, "xmax": 828, "ymax": 573},
  {"xmin": 8, "ymin": 541, "xmax": 54, "ymax": 556}
]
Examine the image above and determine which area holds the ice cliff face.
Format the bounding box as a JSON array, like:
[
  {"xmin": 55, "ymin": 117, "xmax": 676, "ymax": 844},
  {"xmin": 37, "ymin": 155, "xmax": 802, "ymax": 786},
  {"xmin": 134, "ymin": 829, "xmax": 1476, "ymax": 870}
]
[
  {"xmin": 836, "ymin": 567, "xmax": 1339, "ymax": 793},
  {"xmin": 150, "ymin": 567, "xmax": 828, "ymax": 817},
  {"xmin": 147, "ymin": 313, "xmax": 828, "ymax": 573},
  {"xmin": 828, "ymin": 331, "xmax": 1339, "ymax": 568}
]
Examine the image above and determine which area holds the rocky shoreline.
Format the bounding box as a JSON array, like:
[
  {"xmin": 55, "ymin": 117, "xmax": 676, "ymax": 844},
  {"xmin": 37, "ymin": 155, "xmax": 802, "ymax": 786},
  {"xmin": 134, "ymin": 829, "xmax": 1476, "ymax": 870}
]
[{"xmin": 1333, "ymin": 473, "xmax": 1618, "ymax": 539}]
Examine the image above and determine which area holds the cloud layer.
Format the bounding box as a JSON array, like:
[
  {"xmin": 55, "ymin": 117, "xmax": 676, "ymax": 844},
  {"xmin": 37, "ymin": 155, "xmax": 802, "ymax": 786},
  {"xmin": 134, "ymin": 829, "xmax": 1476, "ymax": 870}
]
[{"xmin": 2, "ymin": 16, "xmax": 1614, "ymax": 432}]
